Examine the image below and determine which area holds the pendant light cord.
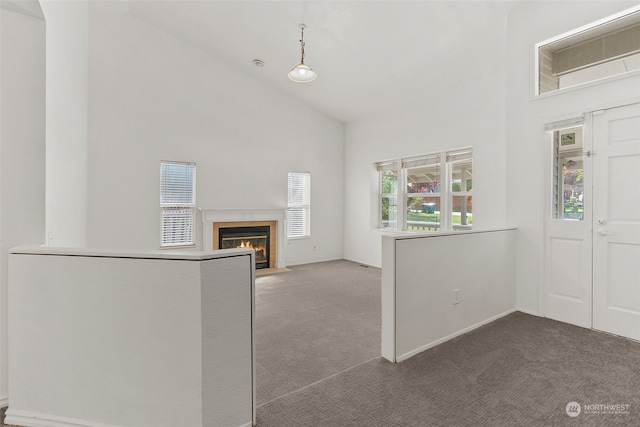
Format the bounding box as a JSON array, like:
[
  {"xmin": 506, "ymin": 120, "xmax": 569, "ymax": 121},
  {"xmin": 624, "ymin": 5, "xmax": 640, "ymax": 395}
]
[{"xmin": 299, "ymin": 27, "xmax": 306, "ymax": 65}]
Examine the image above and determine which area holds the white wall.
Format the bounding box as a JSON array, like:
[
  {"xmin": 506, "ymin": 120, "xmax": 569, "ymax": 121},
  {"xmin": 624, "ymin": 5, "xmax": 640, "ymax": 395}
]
[
  {"xmin": 506, "ymin": 1, "xmax": 640, "ymax": 315},
  {"xmin": 86, "ymin": 9, "xmax": 345, "ymax": 266},
  {"xmin": 7, "ymin": 247, "xmax": 254, "ymax": 427},
  {"xmin": 40, "ymin": 0, "xmax": 89, "ymax": 247},
  {"xmin": 343, "ymin": 19, "xmax": 509, "ymax": 268},
  {"xmin": 0, "ymin": 5, "xmax": 46, "ymax": 405}
]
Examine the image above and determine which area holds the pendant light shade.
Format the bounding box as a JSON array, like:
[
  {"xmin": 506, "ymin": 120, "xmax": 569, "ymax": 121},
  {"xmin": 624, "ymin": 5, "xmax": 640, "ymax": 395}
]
[
  {"xmin": 288, "ymin": 64, "xmax": 317, "ymax": 82},
  {"xmin": 288, "ymin": 24, "xmax": 317, "ymax": 83}
]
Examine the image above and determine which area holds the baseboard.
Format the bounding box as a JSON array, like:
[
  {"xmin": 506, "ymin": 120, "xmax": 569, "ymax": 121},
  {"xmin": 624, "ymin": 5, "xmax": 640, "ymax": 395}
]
[
  {"xmin": 5, "ymin": 410, "xmax": 118, "ymax": 427},
  {"xmin": 0, "ymin": 395, "xmax": 8, "ymax": 408},
  {"xmin": 396, "ymin": 308, "xmax": 517, "ymax": 362},
  {"xmin": 516, "ymin": 307, "xmax": 541, "ymax": 317},
  {"xmin": 5, "ymin": 409, "xmax": 253, "ymax": 427}
]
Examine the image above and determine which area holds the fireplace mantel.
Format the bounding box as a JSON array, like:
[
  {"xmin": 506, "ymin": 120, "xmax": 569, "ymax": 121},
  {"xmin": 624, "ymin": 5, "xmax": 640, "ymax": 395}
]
[{"xmin": 200, "ymin": 208, "xmax": 287, "ymax": 269}]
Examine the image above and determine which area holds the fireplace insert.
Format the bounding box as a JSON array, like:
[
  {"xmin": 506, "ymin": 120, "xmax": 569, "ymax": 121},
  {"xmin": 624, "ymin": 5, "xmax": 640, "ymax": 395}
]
[{"xmin": 218, "ymin": 226, "xmax": 270, "ymax": 269}]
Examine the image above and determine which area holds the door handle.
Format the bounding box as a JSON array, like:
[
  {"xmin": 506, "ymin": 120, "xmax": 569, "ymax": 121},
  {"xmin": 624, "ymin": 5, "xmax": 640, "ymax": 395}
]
[
  {"xmin": 598, "ymin": 230, "xmax": 613, "ymax": 236},
  {"xmin": 596, "ymin": 219, "xmax": 606, "ymax": 225}
]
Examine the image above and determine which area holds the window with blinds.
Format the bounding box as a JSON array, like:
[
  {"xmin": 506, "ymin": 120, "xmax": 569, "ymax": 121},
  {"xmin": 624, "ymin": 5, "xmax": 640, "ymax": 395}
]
[
  {"xmin": 287, "ymin": 172, "xmax": 310, "ymax": 238},
  {"xmin": 160, "ymin": 161, "xmax": 196, "ymax": 247}
]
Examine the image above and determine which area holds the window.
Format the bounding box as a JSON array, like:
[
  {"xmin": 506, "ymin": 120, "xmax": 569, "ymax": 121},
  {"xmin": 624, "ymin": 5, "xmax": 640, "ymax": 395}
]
[
  {"xmin": 405, "ymin": 154, "xmax": 442, "ymax": 231},
  {"xmin": 379, "ymin": 162, "xmax": 398, "ymax": 229},
  {"xmin": 287, "ymin": 172, "xmax": 310, "ymax": 238},
  {"xmin": 551, "ymin": 126, "xmax": 585, "ymax": 220},
  {"xmin": 160, "ymin": 161, "xmax": 196, "ymax": 247},
  {"xmin": 448, "ymin": 149, "xmax": 473, "ymax": 230},
  {"xmin": 376, "ymin": 148, "xmax": 472, "ymax": 232},
  {"xmin": 536, "ymin": 7, "xmax": 640, "ymax": 95}
]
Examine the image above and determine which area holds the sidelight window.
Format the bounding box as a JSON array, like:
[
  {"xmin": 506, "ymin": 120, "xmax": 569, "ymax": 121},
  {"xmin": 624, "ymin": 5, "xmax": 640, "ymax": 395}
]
[{"xmin": 551, "ymin": 127, "xmax": 585, "ymax": 220}]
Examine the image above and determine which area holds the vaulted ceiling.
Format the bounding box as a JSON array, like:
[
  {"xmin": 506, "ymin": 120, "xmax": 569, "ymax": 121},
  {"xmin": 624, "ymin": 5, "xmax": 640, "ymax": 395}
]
[
  {"xmin": 124, "ymin": 0, "xmax": 517, "ymax": 123},
  {"xmin": 3, "ymin": 0, "xmax": 517, "ymax": 123}
]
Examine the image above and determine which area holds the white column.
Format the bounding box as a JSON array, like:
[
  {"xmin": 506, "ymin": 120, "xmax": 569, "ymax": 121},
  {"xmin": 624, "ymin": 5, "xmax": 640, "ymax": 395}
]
[
  {"xmin": 41, "ymin": 0, "xmax": 89, "ymax": 247},
  {"xmin": 0, "ymin": 4, "xmax": 46, "ymax": 406}
]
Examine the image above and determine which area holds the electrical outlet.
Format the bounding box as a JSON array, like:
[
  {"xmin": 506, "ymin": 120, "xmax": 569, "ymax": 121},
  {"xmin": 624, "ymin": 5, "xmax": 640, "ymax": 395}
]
[{"xmin": 453, "ymin": 289, "xmax": 460, "ymax": 305}]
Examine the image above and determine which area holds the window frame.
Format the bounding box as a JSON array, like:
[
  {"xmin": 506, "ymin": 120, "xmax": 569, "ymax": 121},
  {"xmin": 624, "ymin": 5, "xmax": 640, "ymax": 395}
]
[
  {"xmin": 160, "ymin": 161, "xmax": 196, "ymax": 248},
  {"xmin": 376, "ymin": 148, "xmax": 473, "ymax": 232},
  {"xmin": 287, "ymin": 172, "xmax": 311, "ymax": 239}
]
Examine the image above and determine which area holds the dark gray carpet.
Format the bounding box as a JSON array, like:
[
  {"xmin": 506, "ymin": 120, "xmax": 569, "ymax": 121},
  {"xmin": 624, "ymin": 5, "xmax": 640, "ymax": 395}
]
[
  {"xmin": 255, "ymin": 259, "xmax": 381, "ymax": 405},
  {"xmin": 256, "ymin": 261, "xmax": 640, "ymax": 426}
]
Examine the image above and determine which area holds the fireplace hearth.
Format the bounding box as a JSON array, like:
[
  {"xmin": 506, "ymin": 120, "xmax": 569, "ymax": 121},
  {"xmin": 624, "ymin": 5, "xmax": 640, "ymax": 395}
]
[{"xmin": 219, "ymin": 226, "xmax": 270, "ymax": 269}]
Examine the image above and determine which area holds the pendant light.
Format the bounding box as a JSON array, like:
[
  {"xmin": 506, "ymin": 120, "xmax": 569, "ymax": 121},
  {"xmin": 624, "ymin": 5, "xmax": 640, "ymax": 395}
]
[{"xmin": 288, "ymin": 24, "xmax": 317, "ymax": 83}]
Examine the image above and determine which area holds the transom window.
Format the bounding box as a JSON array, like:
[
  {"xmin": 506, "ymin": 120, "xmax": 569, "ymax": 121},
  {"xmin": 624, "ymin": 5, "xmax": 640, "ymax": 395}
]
[
  {"xmin": 377, "ymin": 148, "xmax": 472, "ymax": 232},
  {"xmin": 160, "ymin": 161, "xmax": 196, "ymax": 247},
  {"xmin": 536, "ymin": 6, "xmax": 640, "ymax": 95}
]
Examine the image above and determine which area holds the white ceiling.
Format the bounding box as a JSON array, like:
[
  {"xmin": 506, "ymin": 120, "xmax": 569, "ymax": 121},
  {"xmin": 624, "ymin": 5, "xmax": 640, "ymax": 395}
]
[{"xmin": 117, "ymin": 1, "xmax": 517, "ymax": 123}]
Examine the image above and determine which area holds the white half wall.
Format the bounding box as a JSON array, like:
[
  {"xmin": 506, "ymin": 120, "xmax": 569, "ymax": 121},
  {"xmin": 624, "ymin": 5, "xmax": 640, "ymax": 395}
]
[
  {"xmin": 7, "ymin": 247, "xmax": 255, "ymax": 427},
  {"xmin": 382, "ymin": 229, "xmax": 517, "ymax": 362},
  {"xmin": 86, "ymin": 8, "xmax": 345, "ymax": 266},
  {"xmin": 506, "ymin": 1, "xmax": 640, "ymax": 315}
]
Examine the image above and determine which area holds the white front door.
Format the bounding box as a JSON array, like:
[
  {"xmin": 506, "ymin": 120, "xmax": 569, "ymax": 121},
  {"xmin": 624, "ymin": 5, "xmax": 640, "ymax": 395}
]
[
  {"xmin": 544, "ymin": 123, "xmax": 592, "ymax": 328},
  {"xmin": 592, "ymin": 103, "xmax": 640, "ymax": 341}
]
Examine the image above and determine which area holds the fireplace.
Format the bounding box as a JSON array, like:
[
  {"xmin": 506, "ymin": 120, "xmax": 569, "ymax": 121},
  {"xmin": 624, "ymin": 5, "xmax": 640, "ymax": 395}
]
[
  {"xmin": 201, "ymin": 208, "xmax": 287, "ymax": 269},
  {"xmin": 219, "ymin": 226, "xmax": 270, "ymax": 269}
]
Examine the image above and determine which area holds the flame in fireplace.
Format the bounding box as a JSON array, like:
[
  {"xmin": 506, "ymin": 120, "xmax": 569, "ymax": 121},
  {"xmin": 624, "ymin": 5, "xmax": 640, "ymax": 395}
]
[{"xmin": 237, "ymin": 241, "xmax": 267, "ymax": 261}]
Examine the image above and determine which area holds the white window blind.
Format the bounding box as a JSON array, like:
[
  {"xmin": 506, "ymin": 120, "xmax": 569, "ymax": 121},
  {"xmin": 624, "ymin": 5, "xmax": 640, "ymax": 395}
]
[
  {"xmin": 446, "ymin": 149, "xmax": 473, "ymax": 163},
  {"xmin": 376, "ymin": 161, "xmax": 396, "ymax": 172},
  {"xmin": 287, "ymin": 172, "xmax": 310, "ymax": 238},
  {"xmin": 402, "ymin": 154, "xmax": 440, "ymax": 169},
  {"xmin": 160, "ymin": 162, "xmax": 195, "ymax": 247}
]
